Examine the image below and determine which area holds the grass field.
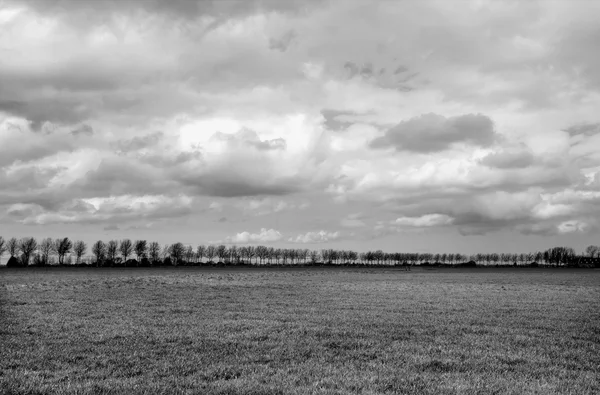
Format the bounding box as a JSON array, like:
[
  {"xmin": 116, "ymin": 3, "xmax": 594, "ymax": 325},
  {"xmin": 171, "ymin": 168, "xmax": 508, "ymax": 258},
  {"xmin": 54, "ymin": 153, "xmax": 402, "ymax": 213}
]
[{"xmin": 1, "ymin": 267, "xmax": 599, "ymax": 394}]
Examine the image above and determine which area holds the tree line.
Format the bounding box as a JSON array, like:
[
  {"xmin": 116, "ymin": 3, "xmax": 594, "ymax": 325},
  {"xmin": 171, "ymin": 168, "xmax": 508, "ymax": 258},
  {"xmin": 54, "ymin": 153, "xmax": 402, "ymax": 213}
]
[{"xmin": 0, "ymin": 236, "xmax": 599, "ymax": 268}]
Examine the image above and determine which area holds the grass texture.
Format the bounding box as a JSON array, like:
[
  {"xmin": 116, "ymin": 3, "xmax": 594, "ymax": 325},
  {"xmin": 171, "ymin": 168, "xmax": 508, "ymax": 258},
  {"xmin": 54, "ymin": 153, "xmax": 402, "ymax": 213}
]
[{"xmin": 1, "ymin": 267, "xmax": 599, "ymax": 394}]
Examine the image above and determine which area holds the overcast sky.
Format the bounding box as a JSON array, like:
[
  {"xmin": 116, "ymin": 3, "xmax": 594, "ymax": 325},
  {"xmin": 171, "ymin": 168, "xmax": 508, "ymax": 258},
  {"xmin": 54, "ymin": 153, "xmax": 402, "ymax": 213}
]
[{"xmin": 1, "ymin": 0, "xmax": 600, "ymax": 254}]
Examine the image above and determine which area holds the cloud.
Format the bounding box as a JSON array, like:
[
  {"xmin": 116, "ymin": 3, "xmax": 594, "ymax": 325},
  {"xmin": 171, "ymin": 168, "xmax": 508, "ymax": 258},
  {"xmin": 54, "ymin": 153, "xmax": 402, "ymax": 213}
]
[
  {"xmin": 8, "ymin": 0, "xmax": 319, "ymax": 22},
  {"xmin": 369, "ymin": 113, "xmax": 497, "ymax": 153},
  {"xmin": 209, "ymin": 201, "xmax": 224, "ymax": 212},
  {"xmin": 479, "ymin": 144, "xmax": 536, "ymax": 169},
  {"xmin": 1, "ymin": 0, "xmax": 600, "ymax": 248},
  {"xmin": 340, "ymin": 212, "xmax": 366, "ymax": 228},
  {"xmin": 0, "ymin": 116, "xmax": 92, "ymax": 166},
  {"xmin": 110, "ymin": 132, "xmax": 164, "ymax": 152},
  {"xmin": 7, "ymin": 194, "xmax": 193, "ymax": 225},
  {"xmin": 557, "ymin": 219, "xmax": 595, "ymax": 234},
  {"xmin": 69, "ymin": 156, "xmax": 177, "ymax": 198},
  {"xmin": 174, "ymin": 117, "xmax": 330, "ymax": 197},
  {"xmin": 321, "ymin": 109, "xmax": 364, "ymax": 132},
  {"xmin": 0, "ymin": 164, "xmax": 64, "ymax": 191},
  {"xmin": 289, "ymin": 230, "xmax": 340, "ymax": 244},
  {"xmin": 208, "ymin": 129, "xmax": 287, "ymax": 152},
  {"xmin": 564, "ymin": 123, "xmax": 600, "ymax": 137},
  {"xmin": 222, "ymin": 228, "xmax": 283, "ymax": 244},
  {"xmin": 394, "ymin": 214, "xmax": 454, "ymax": 227},
  {"xmin": 71, "ymin": 123, "xmax": 94, "ymax": 136},
  {"xmin": 233, "ymin": 197, "xmax": 309, "ymax": 216}
]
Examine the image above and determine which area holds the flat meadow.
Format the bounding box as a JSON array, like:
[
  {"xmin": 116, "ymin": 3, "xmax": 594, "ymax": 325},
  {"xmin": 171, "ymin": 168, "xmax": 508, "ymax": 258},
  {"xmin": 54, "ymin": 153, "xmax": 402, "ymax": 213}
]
[{"xmin": 1, "ymin": 266, "xmax": 599, "ymax": 394}]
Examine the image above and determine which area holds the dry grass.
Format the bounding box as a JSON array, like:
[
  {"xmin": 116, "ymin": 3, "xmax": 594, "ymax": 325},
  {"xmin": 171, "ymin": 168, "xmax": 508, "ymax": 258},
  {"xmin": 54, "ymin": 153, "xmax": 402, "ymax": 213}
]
[{"xmin": 1, "ymin": 267, "xmax": 599, "ymax": 394}]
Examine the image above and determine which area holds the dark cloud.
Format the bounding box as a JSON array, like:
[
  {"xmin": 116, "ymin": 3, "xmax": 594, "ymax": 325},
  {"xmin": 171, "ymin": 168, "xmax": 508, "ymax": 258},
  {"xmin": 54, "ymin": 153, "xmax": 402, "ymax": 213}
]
[
  {"xmin": 103, "ymin": 225, "xmax": 120, "ymax": 231},
  {"xmin": 564, "ymin": 122, "xmax": 600, "ymax": 137},
  {"xmin": 138, "ymin": 150, "xmax": 203, "ymax": 168},
  {"xmin": 111, "ymin": 132, "xmax": 164, "ymax": 152},
  {"xmin": 70, "ymin": 157, "xmax": 176, "ymax": 198},
  {"xmin": 64, "ymin": 200, "xmax": 96, "ymax": 213},
  {"xmin": 6, "ymin": 205, "xmax": 38, "ymax": 219},
  {"xmin": 8, "ymin": 193, "xmax": 194, "ymax": 225},
  {"xmin": 0, "ymin": 82, "xmax": 97, "ymax": 126},
  {"xmin": 71, "ymin": 124, "xmax": 94, "ymax": 137},
  {"xmin": 180, "ymin": 172, "xmax": 300, "ymax": 198},
  {"xmin": 342, "ymin": 61, "xmax": 416, "ymax": 91},
  {"xmin": 321, "ymin": 109, "xmax": 362, "ymax": 131},
  {"xmin": 0, "ymin": 75, "xmax": 195, "ymax": 127},
  {"xmin": 0, "ymin": 130, "xmax": 77, "ymax": 167},
  {"xmin": 9, "ymin": 0, "xmax": 325, "ymax": 25},
  {"xmin": 369, "ymin": 113, "xmax": 497, "ymax": 153},
  {"xmin": 0, "ymin": 0, "xmax": 330, "ymax": 128},
  {"xmin": 394, "ymin": 65, "xmax": 408, "ymax": 75},
  {"xmin": 0, "ymin": 166, "xmax": 64, "ymax": 191},
  {"xmin": 269, "ymin": 30, "xmax": 296, "ymax": 52},
  {"xmin": 479, "ymin": 146, "xmax": 535, "ymax": 169}
]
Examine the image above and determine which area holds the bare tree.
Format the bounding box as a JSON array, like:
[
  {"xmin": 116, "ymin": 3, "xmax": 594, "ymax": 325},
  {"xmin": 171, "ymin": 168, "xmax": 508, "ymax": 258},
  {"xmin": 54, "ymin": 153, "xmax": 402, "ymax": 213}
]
[
  {"xmin": 534, "ymin": 251, "xmax": 543, "ymax": 263},
  {"xmin": 205, "ymin": 245, "xmax": 216, "ymax": 263},
  {"xmin": 134, "ymin": 240, "xmax": 147, "ymax": 261},
  {"xmin": 119, "ymin": 239, "xmax": 133, "ymax": 261},
  {"xmin": 148, "ymin": 242, "xmax": 161, "ymax": 263},
  {"xmin": 196, "ymin": 245, "xmax": 206, "ymax": 264},
  {"xmin": 309, "ymin": 250, "xmax": 319, "ymax": 264},
  {"xmin": 272, "ymin": 248, "xmax": 282, "ymax": 265},
  {"xmin": 73, "ymin": 241, "xmax": 87, "ymax": 264},
  {"xmin": 7, "ymin": 237, "xmax": 18, "ymax": 257},
  {"xmin": 239, "ymin": 246, "xmax": 249, "ymax": 263},
  {"xmin": 169, "ymin": 242, "xmax": 185, "ymax": 265},
  {"xmin": 299, "ymin": 249, "xmax": 309, "ymax": 264},
  {"xmin": 185, "ymin": 245, "xmax": 194, "ymax": 264},
  {"xmin": 216, "ymin": 245, "xmax": 227, "ymax": 262},
  {"xmin": 53, "ymin": 237, "xmax": 72, "ymax": 265},
  {"xmin": 39, "ymin": 237, "xmax": 54, "ymax": 265},
  {"xmin": 247, "ymin": 246, "xmax": 256, "ymax": 264},
  {"xmin": 161, "ymin": 244, "xmax": 170, "ymax": 260},
  {"xmin": 107, "ymin": 240, "xmax": 119, "ymax": 262},
  {"xmin": 92, "ymin": 240, "xmax": 106, "ymax": 266},
  {"xmin": 255, "ymin": 245, "xmax": 268, "ymax": 265},
  {"xmin": 585, "ymin": 245, "xmax": 599, "ymax": 258},
  {"xmin": 18, "ymin": 237, "xmax": 38, "ymax": 266},
  {"xmin": 0, "ymin": 236, "xmax": 6, "ymax": 260},
  {"xmin": 228, "ymin": 245, "xmax": 240, "ymax": 264}
]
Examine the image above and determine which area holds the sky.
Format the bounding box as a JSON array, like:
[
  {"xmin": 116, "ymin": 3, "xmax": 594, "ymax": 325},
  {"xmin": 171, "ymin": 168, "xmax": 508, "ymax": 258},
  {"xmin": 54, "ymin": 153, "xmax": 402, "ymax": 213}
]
[{"xmin": 1, "ymin": 0, "xmax": 600, "ymax": 254}]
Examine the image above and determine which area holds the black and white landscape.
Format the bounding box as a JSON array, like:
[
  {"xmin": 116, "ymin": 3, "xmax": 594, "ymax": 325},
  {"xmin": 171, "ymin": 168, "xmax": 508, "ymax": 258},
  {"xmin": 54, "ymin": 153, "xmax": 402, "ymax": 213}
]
[{"xmin": 1, "ymin": 1, "xmax": 599, "ymax": 394}]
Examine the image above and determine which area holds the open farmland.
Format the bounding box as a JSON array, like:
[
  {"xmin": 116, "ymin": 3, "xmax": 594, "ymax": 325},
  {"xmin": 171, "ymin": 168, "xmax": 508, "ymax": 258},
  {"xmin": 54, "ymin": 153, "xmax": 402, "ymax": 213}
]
[{"xmin": 1, "ymin": 267, "xmax": 599, "ymax": 395}]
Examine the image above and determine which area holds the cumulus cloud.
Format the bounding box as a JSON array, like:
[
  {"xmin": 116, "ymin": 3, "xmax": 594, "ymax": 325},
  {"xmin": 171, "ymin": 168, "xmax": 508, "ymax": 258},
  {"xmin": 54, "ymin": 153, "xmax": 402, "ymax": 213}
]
[
  {"xmin": 223, "ymin": 228, "xmax": 283, "ymax": 244},
  {"xmin": 1, "ymin": 0, "xmax": 600, "ymax": 251},
  {"xmin": 232, "ymin": 197, "xmax": 309, "ymax": 216},
  {"xmin": 110, "ymin": 132, "xmax": 164, "ymax": 153},
  {"xmin": 369, "ymin": 113, "xmax": 497, "ymax": 153},
  {"xmin": 0, "ymin": 116, "xmax": 92, "ymax": 166},
  {"xmin": 394, "ymin": 214, "xmax": 454, "ymax": 227},
  {"xmin": 71, "ymin": 124, "xmax": 94, "ymax": 136},
  {"xmin": 479, "ymin": 144, "xmax": 536, "ymax": 169},
  {"xmin": 289, "ymin": 230, "xmax": 340, "ymax": 244},
  {"xmin": 564, "ymin": 123, "xmax": 600, "ymax": 137},
  {"xmin": 7, "ymin": 195, "xmax": 193, "ymax": 225}
]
